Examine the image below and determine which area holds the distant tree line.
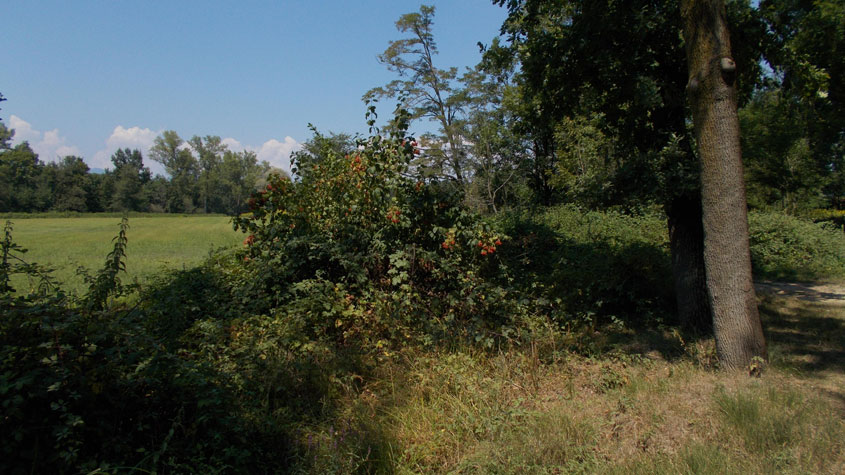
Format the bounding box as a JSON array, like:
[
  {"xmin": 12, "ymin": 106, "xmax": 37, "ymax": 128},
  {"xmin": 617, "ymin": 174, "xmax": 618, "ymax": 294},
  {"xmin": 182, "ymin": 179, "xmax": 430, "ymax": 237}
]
[{"xmin": 0, "ymin": 110, "xmax": 275, "ymax": 214}]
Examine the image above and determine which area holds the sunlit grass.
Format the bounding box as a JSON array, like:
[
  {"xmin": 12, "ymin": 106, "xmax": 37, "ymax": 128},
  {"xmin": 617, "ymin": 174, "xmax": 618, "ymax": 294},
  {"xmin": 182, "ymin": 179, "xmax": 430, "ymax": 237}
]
[
  {"xmin": 6, "ymin": 215, "xmax": 242, "ymax": 293},
  {"xmin": 283, "ymin": 293, "xmax": 845, "ymax": 473}
]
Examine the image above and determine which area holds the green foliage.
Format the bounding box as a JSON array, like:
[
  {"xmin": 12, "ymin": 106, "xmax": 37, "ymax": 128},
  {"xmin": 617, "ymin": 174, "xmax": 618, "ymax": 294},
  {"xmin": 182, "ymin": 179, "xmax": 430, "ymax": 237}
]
[
  {"xmin": 496, "ymin": 205, "xmax": 675, "ymax": 327},
  {"xmin": 233, "ymin": 106, "xmax": 516, "ymax": 354},
  {"xmin": 740, "ymin": 89, "xmax": 831, "ymax": 211},
  {"xmin": 748, "ymin": 210, "xmax": 845, "ymax": 280},
  {"xmin": 365, "ymin": 5, "xmax": 471, "ymax": 188},
  {"xmin": 81, "ymin": 217, "xmax": 129, "ymax": 310},
  {"xmin": 494, "ymin": 0, "xmax": 707, "ymax": 208},
  {"xmin": 0, "ymin": 222, "xmax": 281, "ymax": 473},
  {"xmin": 808, "ymin": 208, "xmax": 845, "ymax": 230}
]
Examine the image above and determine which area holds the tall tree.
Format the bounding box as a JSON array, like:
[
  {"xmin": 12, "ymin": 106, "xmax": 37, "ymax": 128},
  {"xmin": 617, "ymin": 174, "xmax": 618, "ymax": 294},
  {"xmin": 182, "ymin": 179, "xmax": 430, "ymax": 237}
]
[
  {"xmin": 189, "ymin": 135, "xmax": 226, "ymax": 213},
  {"xmin": 218, "ymin": 149, "xmax": 267, "ymax": 215},
  {"xmin": 681, "ymin": 0, "xmax": 767, "ymax": 369},
  {"xmin": 0, "ymin": 142, "xmax": 44, "ymax": 212},
  {"xmin": 459, "ymin": 58, "xmax": 532, "ymax": 212},
  {"xmin": 495, "ymin": 0, "xmax": 719, "ymax": 332},
  {"xmin": 149, "ymin": 131, "xmax": 199, "ymax": 213},
  {"xmin": 110, "ymin": 148, "xmax": 151, "ymax": 212},
  {"xmin": 365, "ymin": 5, "xmax": 470, "ymax": 186},
  {"xmin": 754, "ymin": 0, "xmax": 845, "ymax": 208},
  {"xmin": 740, "ymin": 90, "xmax": 828, "ymax": 211},
  {"xmin": 51, "ymin": 156, "xmax": 90, "ymax": 212}
]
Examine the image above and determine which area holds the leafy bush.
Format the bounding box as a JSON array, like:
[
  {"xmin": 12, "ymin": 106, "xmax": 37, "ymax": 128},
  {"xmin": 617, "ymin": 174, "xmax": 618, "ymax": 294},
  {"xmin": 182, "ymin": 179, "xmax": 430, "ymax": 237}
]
[
  {"xmin": 232, "ymin": 107, "xmax": 518, "ymax": 354},
  {"xmin": 748, "ymin": 210, "xmax": 845, "ymax": 281}
]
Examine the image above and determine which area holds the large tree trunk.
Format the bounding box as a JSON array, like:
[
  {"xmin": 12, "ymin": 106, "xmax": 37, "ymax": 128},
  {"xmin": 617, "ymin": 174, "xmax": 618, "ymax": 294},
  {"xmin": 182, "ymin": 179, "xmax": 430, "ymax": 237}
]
[
  {"xmin": 680, "ymin": 0, "xmax": 767, "ymax": 369},
  {"xmin": 666, "ymin": 193, "xmax": 712, "ymax": 334}
]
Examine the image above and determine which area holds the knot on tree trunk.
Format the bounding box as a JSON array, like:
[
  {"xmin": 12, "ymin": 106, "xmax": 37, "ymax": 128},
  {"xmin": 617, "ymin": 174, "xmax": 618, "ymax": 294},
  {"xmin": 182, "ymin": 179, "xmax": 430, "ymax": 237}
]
[{"xmin": 720, "ymin": 57, "xmax": 736, "ymax": 84}]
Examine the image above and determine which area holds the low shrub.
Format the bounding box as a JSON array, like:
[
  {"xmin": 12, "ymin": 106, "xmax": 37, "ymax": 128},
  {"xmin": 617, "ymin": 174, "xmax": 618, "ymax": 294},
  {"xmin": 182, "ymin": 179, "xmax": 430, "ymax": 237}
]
[{"xmin": 807, "ymin": 208, "xmax": 845, "ymax": 231}]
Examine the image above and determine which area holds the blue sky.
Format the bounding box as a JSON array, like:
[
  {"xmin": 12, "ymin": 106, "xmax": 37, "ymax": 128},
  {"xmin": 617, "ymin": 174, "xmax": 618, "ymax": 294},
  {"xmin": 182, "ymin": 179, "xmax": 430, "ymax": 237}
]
[{"xmin": 1, "ymin": 1, "xmax": 508, "ymax": 175}]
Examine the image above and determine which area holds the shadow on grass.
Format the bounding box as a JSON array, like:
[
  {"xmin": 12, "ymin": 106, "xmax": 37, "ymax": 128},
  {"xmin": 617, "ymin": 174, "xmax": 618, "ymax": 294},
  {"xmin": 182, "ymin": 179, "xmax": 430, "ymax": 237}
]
[{"xmin": 759, "ymin": 294, "xmax": 845, "ymax": 375}]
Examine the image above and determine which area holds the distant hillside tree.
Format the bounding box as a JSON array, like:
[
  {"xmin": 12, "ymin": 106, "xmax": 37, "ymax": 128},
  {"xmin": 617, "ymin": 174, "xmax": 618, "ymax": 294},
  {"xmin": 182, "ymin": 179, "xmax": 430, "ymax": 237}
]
[
  {"xmin": 50, "ymin": 156, "xmax": 90, "ymax": 212},
  {"xmin": 109, "ymin": 148, "xmax": 151, "ymax": 212},
  {"xmin": 149, "ymin": 131, "xmax": 199, "ymax": 213}
]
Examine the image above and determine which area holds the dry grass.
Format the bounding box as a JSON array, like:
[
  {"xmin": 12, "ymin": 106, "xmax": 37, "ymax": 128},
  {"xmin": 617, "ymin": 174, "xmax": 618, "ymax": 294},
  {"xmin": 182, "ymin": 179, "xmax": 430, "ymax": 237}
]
[{"xmin": 292, "ymin": 291, "xmax": 845, "ymax": 473}]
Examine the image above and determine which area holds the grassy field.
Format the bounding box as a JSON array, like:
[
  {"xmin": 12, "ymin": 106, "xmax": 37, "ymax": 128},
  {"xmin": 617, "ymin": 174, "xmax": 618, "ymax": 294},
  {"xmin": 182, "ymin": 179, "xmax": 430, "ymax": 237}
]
[{"xmin": 5, "ymin": 215, "xmax": 242, "ymax": 294}]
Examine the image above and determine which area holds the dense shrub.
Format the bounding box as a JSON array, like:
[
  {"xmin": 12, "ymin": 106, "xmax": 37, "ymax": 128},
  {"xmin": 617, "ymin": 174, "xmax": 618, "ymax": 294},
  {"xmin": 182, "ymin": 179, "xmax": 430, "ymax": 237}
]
[
  {"xmin": 232, "ymin": 107, "xmax": 518, "ymax": 353},
  {"xmin": 807, "ymin": 208, "xmax": 845, "ymax": 232},
  {"xmin": 748, "ymin": 210, "xmax": 845, "ymax": 281},
  {"xmin": 4, "ymin": 108, "xmax": 843, "ymax": 472}
]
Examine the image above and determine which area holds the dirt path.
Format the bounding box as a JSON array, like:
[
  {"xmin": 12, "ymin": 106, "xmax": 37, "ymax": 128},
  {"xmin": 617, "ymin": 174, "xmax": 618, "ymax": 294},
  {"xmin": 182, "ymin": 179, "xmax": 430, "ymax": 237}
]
[{"xmin": 755, "ymin": 281, "xmax": 845, "ymax": 305}]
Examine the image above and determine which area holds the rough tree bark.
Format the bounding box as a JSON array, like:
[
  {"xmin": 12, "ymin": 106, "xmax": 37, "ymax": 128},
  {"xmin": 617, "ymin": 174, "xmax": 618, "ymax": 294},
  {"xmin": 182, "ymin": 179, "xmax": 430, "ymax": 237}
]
[
  {"xmin": 680, "ymin": 0, "xmax": 767, "ymax": 369},
  {"xmin": 666, "ymin": 193, "xmax": 712, "ymax": 334}
]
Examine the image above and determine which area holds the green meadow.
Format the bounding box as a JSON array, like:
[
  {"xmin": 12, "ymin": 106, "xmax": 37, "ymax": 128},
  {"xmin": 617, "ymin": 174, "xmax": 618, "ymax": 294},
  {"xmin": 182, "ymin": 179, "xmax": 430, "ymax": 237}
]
[{"xmin": 5, "ymin": 215, "xmax": 242, "ymax": 294}]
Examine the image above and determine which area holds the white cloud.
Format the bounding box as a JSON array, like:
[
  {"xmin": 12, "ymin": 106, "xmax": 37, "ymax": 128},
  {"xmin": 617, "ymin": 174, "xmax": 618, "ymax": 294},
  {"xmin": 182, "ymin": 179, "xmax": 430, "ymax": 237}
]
[
  {"xmin": 90, "ymin": 127, "xmax": 300, "ymax": 176},
  {"xmin": 9, "ymin": 115, "xmax": 39, "ymax": 142},
  {"xmin": 4, "ymin": 116, "xmax": 301, "ymax": 177},
  {"xmin": 221, "ymin": 136, "xmax": 302, "ymax": 175},
  {"xmin": 254, "ymin": 136, "xmax": 301, "ymax": 175},
  {"xmin": 8, "ymin": 115, "xmax": 81, "ymax": 163},
  {"xmin": 92, "ymin": 125, "xmax": 161, "ymax": 172},
  {"xmin": 221, "ymin": 137, "xmax": 244, "ymax": 152}
]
